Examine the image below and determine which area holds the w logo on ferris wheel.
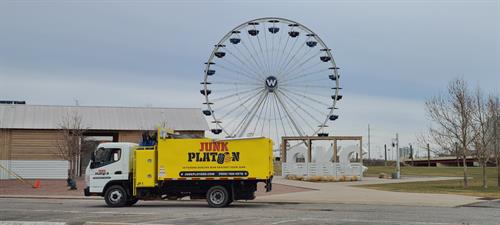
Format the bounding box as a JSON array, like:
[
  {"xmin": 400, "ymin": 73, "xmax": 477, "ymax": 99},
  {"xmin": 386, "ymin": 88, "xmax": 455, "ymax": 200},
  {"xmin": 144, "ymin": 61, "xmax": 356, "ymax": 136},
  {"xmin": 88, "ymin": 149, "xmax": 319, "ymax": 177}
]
[{"xmin": 265, "ymin": 76, "xmax": 278, "ymax": 91}]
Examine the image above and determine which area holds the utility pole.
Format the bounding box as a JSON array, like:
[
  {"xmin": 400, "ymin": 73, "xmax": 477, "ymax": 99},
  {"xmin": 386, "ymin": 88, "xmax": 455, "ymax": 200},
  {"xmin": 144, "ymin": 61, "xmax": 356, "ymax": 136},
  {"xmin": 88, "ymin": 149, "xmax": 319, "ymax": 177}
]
[
  {"xmin": 368, "ymin": 124, "xmax": 371, "ymax": 160},
  {"xmin": 394, "ymin": 133, "xmax": 400, "ymax": 179},
  {"xmin": 495, "ymin": 99, "xmax": 499, "ymax": 187},
  {"xmin": 427, "ymin": 143, "xmax": 431, "ymax": 167},
  {"xmin": 384, "ymin": 144, "xmax": 387, "ymax": 167}
]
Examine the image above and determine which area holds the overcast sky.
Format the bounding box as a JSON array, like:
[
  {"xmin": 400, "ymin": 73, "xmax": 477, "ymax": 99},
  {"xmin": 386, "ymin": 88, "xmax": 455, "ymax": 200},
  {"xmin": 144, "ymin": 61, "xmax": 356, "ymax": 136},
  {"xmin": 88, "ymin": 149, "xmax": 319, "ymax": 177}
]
[{"xmin": 1, "ymin": 0, "xmax": 498, "ymax": 158}]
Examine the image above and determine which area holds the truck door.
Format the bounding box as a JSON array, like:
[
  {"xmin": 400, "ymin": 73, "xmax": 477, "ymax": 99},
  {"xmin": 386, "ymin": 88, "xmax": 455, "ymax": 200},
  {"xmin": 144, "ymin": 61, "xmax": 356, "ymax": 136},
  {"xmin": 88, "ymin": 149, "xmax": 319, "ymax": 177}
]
[{"xmin": 89, "ymin": 147, "xmax": 128, "ymax": 193}]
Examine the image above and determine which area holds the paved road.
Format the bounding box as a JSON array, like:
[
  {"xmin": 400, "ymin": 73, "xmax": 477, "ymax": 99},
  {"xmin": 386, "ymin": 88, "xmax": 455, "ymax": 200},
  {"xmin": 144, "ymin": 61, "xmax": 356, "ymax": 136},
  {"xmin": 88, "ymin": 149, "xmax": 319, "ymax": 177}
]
[
  {"xmin": 259, "ymin": 176, "xmax": 482, "ymax": 207},
  {"xmin": 1, "ymin": 198, "xmax": 499, "ymax": 225}
]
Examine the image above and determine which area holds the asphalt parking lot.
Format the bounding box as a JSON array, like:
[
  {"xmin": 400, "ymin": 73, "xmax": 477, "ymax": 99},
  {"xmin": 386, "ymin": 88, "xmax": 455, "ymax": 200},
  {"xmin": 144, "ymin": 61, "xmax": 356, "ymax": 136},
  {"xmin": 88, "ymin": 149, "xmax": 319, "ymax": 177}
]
[{"xmin": 1, "ymin": 198, "xmax": 500, "ymax": 225}]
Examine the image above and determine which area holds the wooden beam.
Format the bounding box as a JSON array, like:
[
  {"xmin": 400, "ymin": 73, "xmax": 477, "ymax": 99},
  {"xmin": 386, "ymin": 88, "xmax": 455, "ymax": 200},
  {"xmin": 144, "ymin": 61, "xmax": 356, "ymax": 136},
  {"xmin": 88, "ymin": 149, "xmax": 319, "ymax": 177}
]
[
  {"xmin": 281, "ymin": 138, "xmax": 287, "ymax": 163},
  {"xmin": 282, "ymin": 136, "xmax": 362, "ymax": 141},
  {"xmin": 307, "ymin": 139, "xmax": 312, "ymax": 163},
  {"xmin": 333, "ymin": 140, "xmax": 338, "ymax": 162},
  {"xmin": 359, "ymin": 137, "xmax": 363, "ymax": 164}
]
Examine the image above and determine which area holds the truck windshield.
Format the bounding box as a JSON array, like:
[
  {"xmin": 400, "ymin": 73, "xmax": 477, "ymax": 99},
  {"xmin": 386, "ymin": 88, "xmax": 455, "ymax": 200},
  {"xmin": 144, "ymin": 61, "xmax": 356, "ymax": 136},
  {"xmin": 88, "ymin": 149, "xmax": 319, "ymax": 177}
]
[{"xmin": 93, "ymin": 148, "xmax": 121, "ymax": 167}]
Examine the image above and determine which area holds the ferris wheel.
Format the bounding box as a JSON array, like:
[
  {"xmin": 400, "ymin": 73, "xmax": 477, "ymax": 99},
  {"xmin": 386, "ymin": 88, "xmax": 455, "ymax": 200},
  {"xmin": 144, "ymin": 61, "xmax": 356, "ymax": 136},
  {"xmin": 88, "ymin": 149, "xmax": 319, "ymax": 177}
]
[{"xmin": 201, "ymin": 17, "xmax": 342, "ymax": 145}]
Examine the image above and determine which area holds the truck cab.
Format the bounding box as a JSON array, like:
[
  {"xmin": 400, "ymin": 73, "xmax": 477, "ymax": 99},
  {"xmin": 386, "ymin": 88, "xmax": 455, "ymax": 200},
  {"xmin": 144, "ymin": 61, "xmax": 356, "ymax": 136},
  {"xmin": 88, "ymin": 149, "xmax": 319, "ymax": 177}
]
[{"xmin": 85, "ymin": 142, "xmax": 138, "ymax": 206}]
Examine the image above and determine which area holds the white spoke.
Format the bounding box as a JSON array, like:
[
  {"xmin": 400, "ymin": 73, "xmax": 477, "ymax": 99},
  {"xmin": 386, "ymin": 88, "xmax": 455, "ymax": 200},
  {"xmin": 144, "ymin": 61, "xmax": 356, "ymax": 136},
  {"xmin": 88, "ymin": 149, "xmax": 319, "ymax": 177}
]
[
  {"xmin": 236, "ymin": 91, "xmax": 269, "ymax": 137},
  {"xmin": 275, "ymin": 92, "xmax": 305, "ymax": 137}
]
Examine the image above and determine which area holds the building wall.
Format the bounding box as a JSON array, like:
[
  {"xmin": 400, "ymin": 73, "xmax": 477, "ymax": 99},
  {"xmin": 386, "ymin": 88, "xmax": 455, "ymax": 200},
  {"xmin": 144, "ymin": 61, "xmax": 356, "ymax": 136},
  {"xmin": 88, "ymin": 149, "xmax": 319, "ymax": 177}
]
[
  {"xmin": 177, "ymin": 130, "xmax": 205, "ymax": 137},
  {"xmin": 0, "ymin": 129, "xmax": 11, "ymax": 160},
  {"xmin": 0, "ymin": 130, "xmax": 10, "ymax": 178},
  {"xmin": 118, "ymin": 130, "xmax": 205, "ymax": 144},
  {"xmin": 0, "ymin": 160, "xmax": 69, "ymax": 179},
  {"xmin": 1, "ymin": 129, "xmax": 206, "ymax": 161},
  {"xmin": 10, "ymin": 129, "xmax": 61, "ymax": 160},
  {"xmin": 118, "ymin": 131, "xmax": 143, "ymax": 143},
  {"xmin": 1, "ymin": 129, "xmax": 66, "ymax": 179},
  {"xmin": 1, "ymin": 128, "xmax": 205, "ymax": 179}
]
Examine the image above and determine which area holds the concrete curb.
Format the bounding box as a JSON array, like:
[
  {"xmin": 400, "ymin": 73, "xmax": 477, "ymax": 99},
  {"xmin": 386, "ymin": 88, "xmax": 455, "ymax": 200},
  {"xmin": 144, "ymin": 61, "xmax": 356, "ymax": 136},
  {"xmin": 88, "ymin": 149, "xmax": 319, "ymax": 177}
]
[
  {"xmin": 84, "ymin": 222, "xmax": 173, "ymax": 225},
  {"xmin": 0, "ymin": 222, "xmax": 173, "ymax": 225},
  {"xmin": 0, "ymin": 222, "xmax": 66, "ymax": 225},
  {"xmin": 0, "ymin": 195, "xmax": 98, "ymax": 200}
]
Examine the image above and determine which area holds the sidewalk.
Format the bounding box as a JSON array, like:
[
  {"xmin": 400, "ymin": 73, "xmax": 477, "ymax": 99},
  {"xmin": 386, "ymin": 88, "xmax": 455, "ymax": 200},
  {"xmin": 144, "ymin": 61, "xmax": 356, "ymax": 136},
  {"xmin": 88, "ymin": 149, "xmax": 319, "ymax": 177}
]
[
  {"xmin": 255, "ymin": 176, "xmax": 484, "ymax": 207},
  {"xmin": 0, "ymin": 178, "xmax": 87, "ymax": 196}
]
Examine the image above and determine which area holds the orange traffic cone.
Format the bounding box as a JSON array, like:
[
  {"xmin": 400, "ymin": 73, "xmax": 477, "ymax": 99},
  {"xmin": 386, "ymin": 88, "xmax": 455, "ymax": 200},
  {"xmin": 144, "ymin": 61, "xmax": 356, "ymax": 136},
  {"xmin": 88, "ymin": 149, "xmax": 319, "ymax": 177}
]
[{"xmin": 32, "ymin": 180, "xmax": 41, "ymax": 189}]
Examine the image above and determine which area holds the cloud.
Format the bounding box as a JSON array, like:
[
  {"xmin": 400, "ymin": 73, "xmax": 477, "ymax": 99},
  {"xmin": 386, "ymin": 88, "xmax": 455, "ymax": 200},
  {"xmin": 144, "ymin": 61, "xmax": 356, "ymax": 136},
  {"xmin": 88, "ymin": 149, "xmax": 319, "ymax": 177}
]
[
  {"xmin": 0, "ymin": 67, "xmax": 201, "ymax": 108},
  {"xmin": 331, "ymin": 92, "xmax": 427, "ymax": 158}
]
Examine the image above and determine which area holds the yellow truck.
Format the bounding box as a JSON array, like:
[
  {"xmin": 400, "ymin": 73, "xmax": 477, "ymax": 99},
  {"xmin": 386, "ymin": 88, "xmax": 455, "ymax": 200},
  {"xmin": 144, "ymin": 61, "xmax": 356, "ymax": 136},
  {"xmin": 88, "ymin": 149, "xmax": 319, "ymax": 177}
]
[{"xmin": 84, "ymin": 130, "xmax": 274, "ymax": 208}]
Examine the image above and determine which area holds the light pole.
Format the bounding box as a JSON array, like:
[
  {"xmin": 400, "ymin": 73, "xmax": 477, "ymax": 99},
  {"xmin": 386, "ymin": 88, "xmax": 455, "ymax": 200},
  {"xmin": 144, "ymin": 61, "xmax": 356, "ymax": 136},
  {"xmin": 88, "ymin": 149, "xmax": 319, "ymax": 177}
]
[
  {"xmin": 384, "ymin": 144, "xmax": 387, "ymax": 166},
  {"xmin": 368, "ymin": 124, "xmax": 371, "ymax": 160},
  {"xmin": 392, "ymin": 133, "xmax": 400, "ymax": 179}
]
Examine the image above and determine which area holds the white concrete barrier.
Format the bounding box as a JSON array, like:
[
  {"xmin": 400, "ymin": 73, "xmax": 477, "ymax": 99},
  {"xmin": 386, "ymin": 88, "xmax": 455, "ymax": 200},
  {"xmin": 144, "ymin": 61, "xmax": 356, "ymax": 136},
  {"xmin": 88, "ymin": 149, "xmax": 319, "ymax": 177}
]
[{"xmin": 282, "ymin": 162, "xmax": 366, "ymax": 179}]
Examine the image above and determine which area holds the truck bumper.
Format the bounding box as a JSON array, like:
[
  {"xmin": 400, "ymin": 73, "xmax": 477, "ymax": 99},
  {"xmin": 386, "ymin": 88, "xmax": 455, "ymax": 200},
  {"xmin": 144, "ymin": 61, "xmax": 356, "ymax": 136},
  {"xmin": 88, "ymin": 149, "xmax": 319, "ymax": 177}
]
[
  {"xmin": 84, "ymin": 187, "xmax": 91, "ymax": 196},
  {"xmin": 84, "ymin": 187, "xmax": 100, "ymax": 197}
]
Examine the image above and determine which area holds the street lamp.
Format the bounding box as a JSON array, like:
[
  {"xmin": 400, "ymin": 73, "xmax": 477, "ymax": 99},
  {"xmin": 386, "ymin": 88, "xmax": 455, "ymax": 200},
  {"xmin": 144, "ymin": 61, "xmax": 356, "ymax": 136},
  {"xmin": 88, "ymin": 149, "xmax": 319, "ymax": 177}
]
[{"xmin": 392, "ymin": 134, "xmax": 400, "ymax": 179}]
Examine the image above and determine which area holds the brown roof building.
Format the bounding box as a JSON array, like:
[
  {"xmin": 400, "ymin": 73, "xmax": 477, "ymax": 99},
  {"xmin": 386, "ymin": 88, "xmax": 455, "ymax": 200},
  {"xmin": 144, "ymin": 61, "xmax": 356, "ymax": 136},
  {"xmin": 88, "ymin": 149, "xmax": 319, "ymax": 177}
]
[{"xmin": 0, "ymin": 104, "xmax": 208, "ymax": 179}]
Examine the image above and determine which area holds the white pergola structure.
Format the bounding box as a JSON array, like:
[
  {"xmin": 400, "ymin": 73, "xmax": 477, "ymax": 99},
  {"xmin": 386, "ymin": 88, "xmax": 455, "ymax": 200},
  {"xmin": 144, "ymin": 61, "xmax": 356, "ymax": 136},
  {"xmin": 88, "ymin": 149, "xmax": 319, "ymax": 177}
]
[{"xmin": 281, "ymin": 136, "xmax": 367, "ymax": 179}]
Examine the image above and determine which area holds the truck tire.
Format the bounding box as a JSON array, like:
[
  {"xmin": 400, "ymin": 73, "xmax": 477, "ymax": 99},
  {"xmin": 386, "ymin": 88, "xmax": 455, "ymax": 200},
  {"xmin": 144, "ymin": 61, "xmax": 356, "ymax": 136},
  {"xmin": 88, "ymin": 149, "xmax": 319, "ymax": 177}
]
[
  {"xmin": 206, "ymin": 186, "xmax": 230, "ymax": 208},
  {"xmin": 104, "ymin": 185, "xmax": 127, "ymax": 207}
]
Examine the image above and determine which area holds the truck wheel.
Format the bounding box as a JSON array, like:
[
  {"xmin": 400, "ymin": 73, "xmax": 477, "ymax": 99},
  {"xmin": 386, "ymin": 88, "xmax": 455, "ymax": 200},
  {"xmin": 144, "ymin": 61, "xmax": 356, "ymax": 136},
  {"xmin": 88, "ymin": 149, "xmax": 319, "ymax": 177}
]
[
  {"xmin": 104, "ymin": 185, "xmax": 127, "ymax": 207},
  {"xmin": 126, "ymin": 197, "xmax": 139, "ymax": 206},
  {"xmin": 206, "ymin": 186, "xmax": 230, "ymax": 208}
]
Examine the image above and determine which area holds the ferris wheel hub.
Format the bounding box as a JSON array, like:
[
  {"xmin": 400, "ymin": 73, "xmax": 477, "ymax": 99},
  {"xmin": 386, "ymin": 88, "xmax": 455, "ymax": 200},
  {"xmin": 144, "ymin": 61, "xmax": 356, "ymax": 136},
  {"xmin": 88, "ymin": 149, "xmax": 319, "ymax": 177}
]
[{"xmin": 265, "ymin": 76, "xmax": 278, "ymax": 92}]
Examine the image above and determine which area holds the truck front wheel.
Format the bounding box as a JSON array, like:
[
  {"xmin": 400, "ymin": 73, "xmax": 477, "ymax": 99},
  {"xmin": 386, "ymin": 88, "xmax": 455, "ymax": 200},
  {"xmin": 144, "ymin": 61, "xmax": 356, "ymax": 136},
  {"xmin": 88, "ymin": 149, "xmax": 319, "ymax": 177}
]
[
  {"xmin": 104, "ymin": 185, "xmax": 127, "ymax": 207},
  {"xmin": 206, "ymin": 186, "xmax": 230, "ymax": 208}
]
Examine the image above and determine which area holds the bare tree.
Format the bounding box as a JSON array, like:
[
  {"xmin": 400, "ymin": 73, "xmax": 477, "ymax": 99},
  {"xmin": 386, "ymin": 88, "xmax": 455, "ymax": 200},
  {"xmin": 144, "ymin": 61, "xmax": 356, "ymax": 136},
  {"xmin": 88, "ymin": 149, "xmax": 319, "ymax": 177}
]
[
  {"xmin": 488, "ymin": 96, "xmax": 500, "ymax": 187},
  {"xmin": 472, "ymin": 89, "xmax": 496, "ymax": 189},
  {"xmin": 416, "ymin": 131, "xmax": 460, "ymax": 164},
  {"xmin": 425, "ymin": 78, "xmax": 475, "ymax": 188},
  {"xmin": 56, "ymin": 111, "xmax": 87, "ymax": 180}
]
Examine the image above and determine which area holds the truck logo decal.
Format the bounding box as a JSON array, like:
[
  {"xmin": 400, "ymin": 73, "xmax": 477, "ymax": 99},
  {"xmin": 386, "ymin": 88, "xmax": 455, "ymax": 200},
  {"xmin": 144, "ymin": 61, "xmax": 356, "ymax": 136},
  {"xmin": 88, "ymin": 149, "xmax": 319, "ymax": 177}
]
[
  {"xmin": 95, "ymin": 169, "xmax": 108, "ymax": 175},
  {"xmin": 188, "ymin": 141, "xmax": 240, "ymax": 164},
  {"xmin": 200, "ymin": 141, "xmax": 228, "ymax": 151}
]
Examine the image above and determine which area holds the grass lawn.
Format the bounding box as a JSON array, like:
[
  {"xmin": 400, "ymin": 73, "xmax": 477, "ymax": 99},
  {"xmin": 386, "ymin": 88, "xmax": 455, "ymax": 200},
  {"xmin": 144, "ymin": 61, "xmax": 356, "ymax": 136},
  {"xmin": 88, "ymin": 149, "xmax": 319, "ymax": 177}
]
[{"xmin": 363, "ymin": 166, "xmax": 500, "ymax": 199}]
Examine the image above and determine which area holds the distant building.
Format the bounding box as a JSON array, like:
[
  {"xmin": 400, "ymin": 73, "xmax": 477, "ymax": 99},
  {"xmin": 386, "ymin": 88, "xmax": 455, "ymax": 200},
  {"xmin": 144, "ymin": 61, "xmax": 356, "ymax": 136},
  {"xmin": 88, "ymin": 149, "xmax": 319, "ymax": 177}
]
[{"xmin": 0, "ymin": 104, "xmax": 208, "ymax": 179}]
